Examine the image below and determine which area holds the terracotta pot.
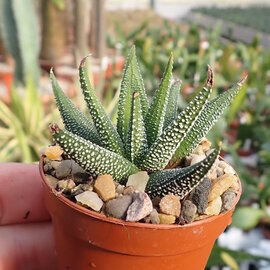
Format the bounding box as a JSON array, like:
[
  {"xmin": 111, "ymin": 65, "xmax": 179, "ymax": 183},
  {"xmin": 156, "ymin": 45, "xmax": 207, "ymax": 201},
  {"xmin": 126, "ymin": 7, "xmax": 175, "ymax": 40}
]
[{"xmin": 39, "ymin": 157, "xmax": 241, "ymax": 270}]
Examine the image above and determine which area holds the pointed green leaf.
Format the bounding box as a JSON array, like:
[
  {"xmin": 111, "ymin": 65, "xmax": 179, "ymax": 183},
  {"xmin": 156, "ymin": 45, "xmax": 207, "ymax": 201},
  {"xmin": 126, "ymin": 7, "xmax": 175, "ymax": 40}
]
[
  {"xmin": 145, "ymin": 148, "xmax": 219, "ymax": 199},
  {"xmin": 50, "ymin": 69, "xmax": 100, "ymax": 145},
  {"xmin": 117, "ymin": 45, "xmax": 149, "ymax": 142},
  {"xmin": 50, "ymin": 124, "xmax": 138, "ymax": 183},
  {"xmin": 79, "ymin": 57, "xmax": 124, "ymax": 155},
  {"xmin": 145, "ymin": 54, "xmax": 174, "ymax": 146},
  {"xmin": 140, "ymin": 67, "xmax": 213, "ymax": 172},
  {"xmin": 171, "ymin": 76, "xmax": 247, "ymax": 164},
  {"xmin": 163, "ymin": 80, "xmax": 182, "ymax": 129},
  {"xmin": 208, "ymin": 244, "xmax": 270, "ymax": 268},
  {"xmin": 125, "ymin": 92, "xmax": 148, "ymax": 166}
]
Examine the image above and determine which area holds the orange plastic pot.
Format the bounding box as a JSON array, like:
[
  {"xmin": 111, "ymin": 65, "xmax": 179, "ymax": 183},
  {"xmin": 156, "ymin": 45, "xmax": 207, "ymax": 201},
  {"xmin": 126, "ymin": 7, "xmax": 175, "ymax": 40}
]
[{"xmin": 39, "ymin": 157, "xmax": 241, "ymax": 270}]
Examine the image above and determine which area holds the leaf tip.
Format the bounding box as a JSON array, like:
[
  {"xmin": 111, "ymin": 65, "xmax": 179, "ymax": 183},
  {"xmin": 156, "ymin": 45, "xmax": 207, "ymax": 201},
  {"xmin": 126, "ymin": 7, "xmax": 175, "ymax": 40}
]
[
  {"xmin": 133, "ymin": 92, "xmax": 140, "ymax": 98},
  {"xmin": 207, "ymin": 65, "xmax": 214, "ymax": 88},
  {"xmin": 237, "ymin": 74, "xmax": 248, "ymax": 87},
  {"xmin": 79, "ymin": 54, "xmax": 92, "ymax": 68},
  {"xmin": 174, "ymin": 79, "xmax": 182, "ymax": 85},
  {"xmin": 49, "ymin": 123, "xmax": 60, "ymax": 135},
  {"xmin": 169, "ymin": 52, "xmax": 174, "ymax": 61},
  {"xmin": 50, "ymin": 68, "xmax": 56, "ymax": 80}
]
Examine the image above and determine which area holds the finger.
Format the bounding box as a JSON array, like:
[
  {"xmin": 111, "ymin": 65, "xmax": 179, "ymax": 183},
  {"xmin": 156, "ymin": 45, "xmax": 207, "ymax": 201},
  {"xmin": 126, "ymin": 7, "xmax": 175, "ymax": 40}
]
[
  {"xmin": 0, "ymin": 163, "xmax": 51, "ymax": 225},
  {"xmin": 0, "ymin": 222, "xmax": 56, "ymax": 270}
]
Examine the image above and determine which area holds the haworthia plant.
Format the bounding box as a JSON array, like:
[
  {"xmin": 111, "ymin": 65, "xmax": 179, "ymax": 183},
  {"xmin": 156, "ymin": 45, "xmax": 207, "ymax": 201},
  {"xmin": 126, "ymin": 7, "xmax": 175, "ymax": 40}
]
[{"xmin": 50, "ymin": 46, "xmax": 246, "ymax": 198}]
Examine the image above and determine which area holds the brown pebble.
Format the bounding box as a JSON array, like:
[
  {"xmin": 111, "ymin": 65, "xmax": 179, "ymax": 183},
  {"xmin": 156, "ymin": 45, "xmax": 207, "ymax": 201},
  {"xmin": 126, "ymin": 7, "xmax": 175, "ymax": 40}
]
[
  {"xmin": 208, "ymin": 174, "xmax": 237, "ymax": 202},
  {"xmin": 204, "ymin": 196, "xmax": 222, "ymax": 216},
  {"xmin": 123, "ymin": 185, "xmax": 136, "ymax": 195},
  {"xmin": 94, "ymin": 175, "xmax": 115, "ymax": 202},
  {"xmin": 158, "ymin": 213, "xmax": 176, "ymax": 224},
  {"xmin": 159, "ymin": 194, "xmax": 181, "ymax": 217}
]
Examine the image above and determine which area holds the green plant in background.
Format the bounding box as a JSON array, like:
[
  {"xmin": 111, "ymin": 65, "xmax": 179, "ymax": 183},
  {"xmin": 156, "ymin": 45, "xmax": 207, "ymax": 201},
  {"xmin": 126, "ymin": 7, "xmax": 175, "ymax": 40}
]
[
  {"xmin": 218, "ymin": 37, "xmax": 270, "ymax": 231},
  {"xmin": 224, "ymin": 143, "xmax": 270, "ymax": 231},
  {"xmin": 107, "ymin": 20, "xmax": 222, "ymax": 95},
  {"xmin": 107, "ymin": 19, "xmax": 247, "ymax": 150},
  {"xmin": 0, "ymin": 0, "xmax": 40, "ymax": 86},
  {"xmin": 221, "ymin": 42, "xmax": 270, "ymax": 224},
  {"xmin": 49, "ymin": 46, "xmax": 245, "ymax": 198},
  {"xmin": 193, "ymin": 6, "xmax": 270, "ymax": 34},
  {"xmin": 0, "ymin": 81, "xmax": 59, "ymax": 162},
  {"xmin": 206, "ymin": 243, "xmax": 270, "ymax": 270}
]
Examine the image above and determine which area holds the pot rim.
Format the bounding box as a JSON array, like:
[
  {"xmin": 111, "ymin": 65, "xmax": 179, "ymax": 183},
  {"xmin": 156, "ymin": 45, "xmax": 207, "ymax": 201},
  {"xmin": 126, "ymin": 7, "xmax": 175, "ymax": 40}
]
[{"xmin": 40, "ymin": 155, "xmax": 242, "ymax": 230}]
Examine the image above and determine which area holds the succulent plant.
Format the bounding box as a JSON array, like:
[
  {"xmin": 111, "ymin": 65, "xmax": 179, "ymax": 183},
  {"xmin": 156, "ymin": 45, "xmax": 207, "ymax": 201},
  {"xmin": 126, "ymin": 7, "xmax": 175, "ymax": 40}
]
[{"xmin": 49, "ymin": 46, "xmax": 246, "ymax": 199}]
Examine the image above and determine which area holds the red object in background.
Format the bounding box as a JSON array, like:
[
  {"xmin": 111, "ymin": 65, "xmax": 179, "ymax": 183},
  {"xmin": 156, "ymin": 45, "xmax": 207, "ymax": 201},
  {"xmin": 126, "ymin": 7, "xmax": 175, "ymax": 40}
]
[{"xmin": 0, "ymin": 65, "xmax": 13, "ymax": 103}]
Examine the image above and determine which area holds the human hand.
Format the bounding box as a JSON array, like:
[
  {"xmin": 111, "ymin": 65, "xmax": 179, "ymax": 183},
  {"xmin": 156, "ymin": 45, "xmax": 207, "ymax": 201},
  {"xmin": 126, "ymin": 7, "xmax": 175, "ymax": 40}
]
[{"xmin": 0, "ymin": 163, "xmax": 57, "ymax": 270}]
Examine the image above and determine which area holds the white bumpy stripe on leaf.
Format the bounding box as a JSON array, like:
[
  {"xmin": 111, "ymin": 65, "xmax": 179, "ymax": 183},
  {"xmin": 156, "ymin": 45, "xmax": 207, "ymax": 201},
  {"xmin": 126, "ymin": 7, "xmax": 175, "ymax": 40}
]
[
  {"xmin": 145, "ymin": 54, "xmax": 174, "ymax": 147},
  {"xmin": 163, "ymin": 80, "xmax": 182, "ymax": 129},
  {"xmin": 125, "ymin": 92, "xmax": 148, "ymax": 166},
  {"xmin": 145, "ymin": 148, "xmax": 219, "ymax": 199},
  {"xmin": 79, "ymin": 57, "xmax": 124, "ymax": 156},
  {"xmin": 50, "ymin": 124, "xmax": 138, "ymax": 183},
  {"xmin": 117, "ymin": 46, "xmax": 149, "ymax": 142}
]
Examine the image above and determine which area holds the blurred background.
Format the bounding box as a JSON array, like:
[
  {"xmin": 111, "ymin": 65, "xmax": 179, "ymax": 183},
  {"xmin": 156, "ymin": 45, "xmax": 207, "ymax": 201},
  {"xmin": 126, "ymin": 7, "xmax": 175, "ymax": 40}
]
[{"xmin": 0, "ymin": 0, "xmax": 270, "ymax": 269}]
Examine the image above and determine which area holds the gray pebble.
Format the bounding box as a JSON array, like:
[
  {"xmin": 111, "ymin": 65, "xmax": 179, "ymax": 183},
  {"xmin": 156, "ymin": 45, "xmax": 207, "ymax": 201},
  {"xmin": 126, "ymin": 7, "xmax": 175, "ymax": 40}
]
[
  {"xmin": 71, "ymin": 160, "xmax": 86, "ymax": 174},
  {"xmin": 216, "ymin": 168, "xmax": 223, "ymax": 178},
  {"xmin": 105, "ymin": 195, "xmax": 133, "ymax": 219},
  {"xmin": 43, "ymin": 163, "xmax": 53, "ymax": 173},
  {"xmin": 192, "ymin": 177, "xmax": 212, "ymax": 214},
  {"xmin": 55, "ymin": 160, "xmax": 72, "ymax": 179},
  {"xmin": 70, "ymin": 160, "xmax": 89, "ymax": 183},
  {"xmin": 144, "ymin": 209, "xmax": 160, "ymax": 224},
  {"xmin": 179, "ymin": 200, "xmax": 197, "ymax": 225},
  {"xmin": 149, "ymin": 209, "xmax": 160, "ymax": 224},
  {"xmin": 221, "ymin": 190, "xmax": 236, "ymax": 212},
  {"xmin": 51, "ymin": 161, "xmax": 61, "ymax": 170}
]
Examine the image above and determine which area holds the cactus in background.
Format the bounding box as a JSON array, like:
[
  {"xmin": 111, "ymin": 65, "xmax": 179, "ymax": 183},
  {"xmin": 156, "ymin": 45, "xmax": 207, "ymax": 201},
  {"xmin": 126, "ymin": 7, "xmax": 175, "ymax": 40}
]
[
  {"xmin": 50, "ymin": 46, "xmax": 246, "ymax": 199},
  {"xmin": 0, "ymin": 0, "xmax": 40, "ymax": 86}
]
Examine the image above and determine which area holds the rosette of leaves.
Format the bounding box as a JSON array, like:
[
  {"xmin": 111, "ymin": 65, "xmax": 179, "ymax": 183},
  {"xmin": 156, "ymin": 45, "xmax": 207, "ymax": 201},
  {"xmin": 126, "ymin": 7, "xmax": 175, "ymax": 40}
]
[{"xmin": 49, "ymin": 46, "xmax": 246, "ymax": 199}]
